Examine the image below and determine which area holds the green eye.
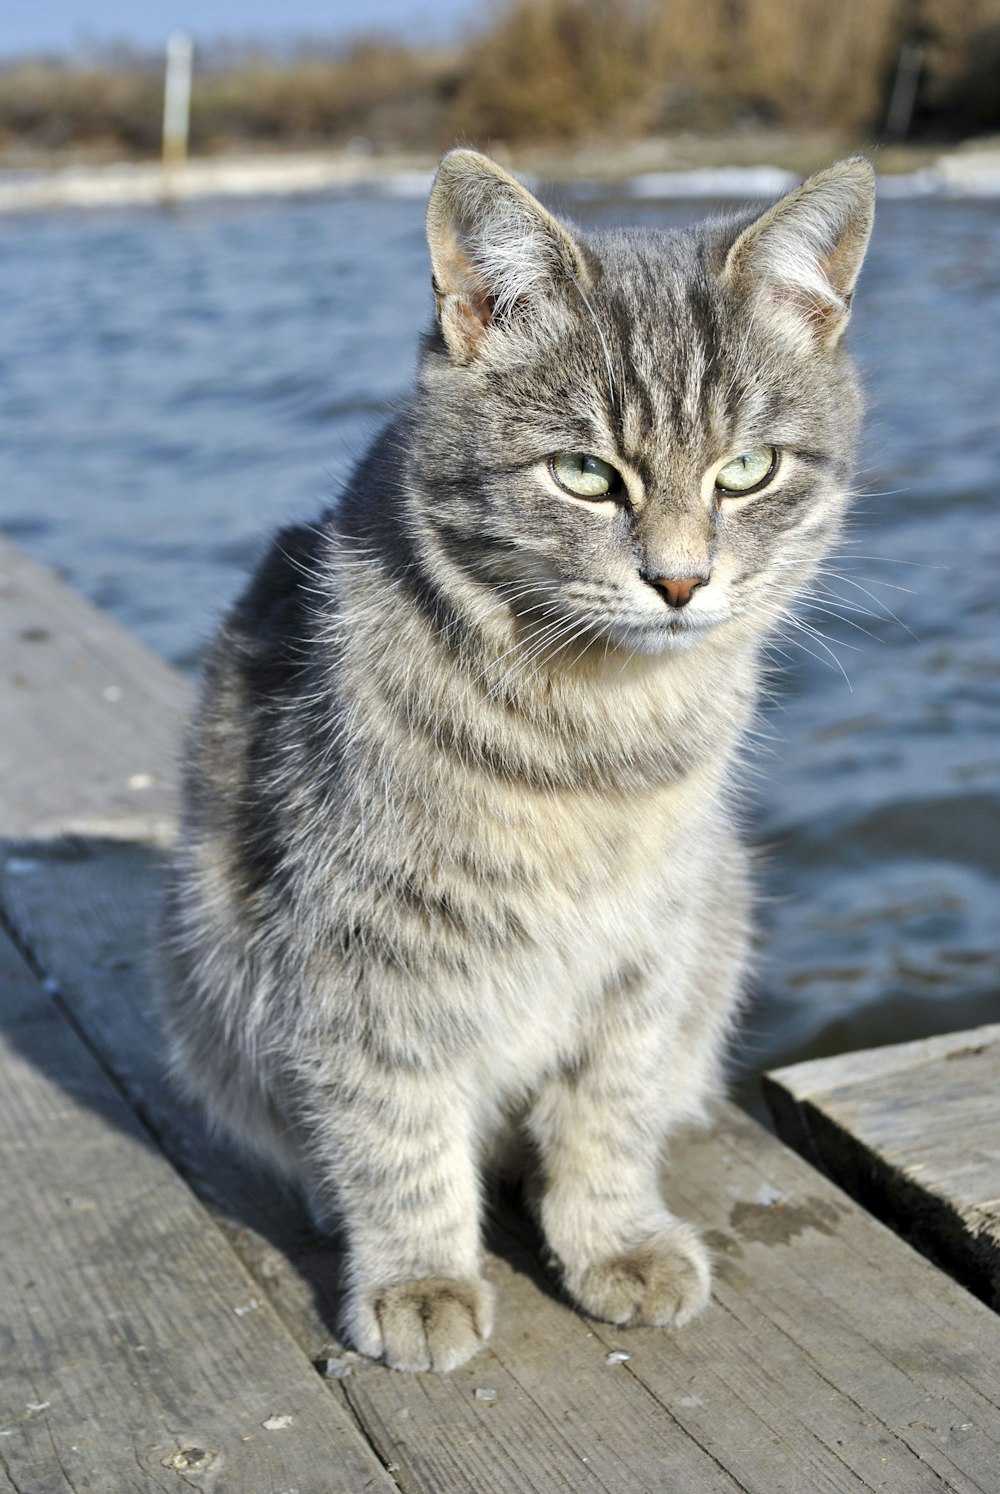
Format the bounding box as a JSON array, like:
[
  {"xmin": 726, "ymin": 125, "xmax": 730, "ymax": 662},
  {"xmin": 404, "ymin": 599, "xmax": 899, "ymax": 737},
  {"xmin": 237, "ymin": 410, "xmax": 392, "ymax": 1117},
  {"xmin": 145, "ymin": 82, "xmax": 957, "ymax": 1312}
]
[
  {"xmin": 550, "ymin": 452, "xmax": 622, "ymax": 500},
  {"xmin": 715, "ymin": 446, "xmax": 778, "ymax": 495}
]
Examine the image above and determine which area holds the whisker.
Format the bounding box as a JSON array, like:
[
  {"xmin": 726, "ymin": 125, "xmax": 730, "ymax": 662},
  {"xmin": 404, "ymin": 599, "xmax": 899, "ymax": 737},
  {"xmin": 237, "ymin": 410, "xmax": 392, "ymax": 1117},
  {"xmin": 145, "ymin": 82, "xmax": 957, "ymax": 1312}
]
[
  {"xmin": 778, "ymin": 625, "xmax": 854, "ymax": 689},
  {"xmin": 799, "ymin": 600, "xmax": 883, "ymax": 641},
  {"xmin": 815, "ymin": 572, "xmax": 918, "ymax": 637}
]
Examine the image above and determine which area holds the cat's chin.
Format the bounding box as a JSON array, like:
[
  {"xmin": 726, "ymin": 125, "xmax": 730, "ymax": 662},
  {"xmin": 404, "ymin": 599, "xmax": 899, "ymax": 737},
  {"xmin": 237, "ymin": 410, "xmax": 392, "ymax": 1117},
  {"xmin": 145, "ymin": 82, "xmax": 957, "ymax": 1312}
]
[
  {"xmin": 611, "ymin": 616, "xmax": 719, "ymax": 656},
  {"xmin": 649, "ymin": 629, "xmax": 701, "ymax": 655}
]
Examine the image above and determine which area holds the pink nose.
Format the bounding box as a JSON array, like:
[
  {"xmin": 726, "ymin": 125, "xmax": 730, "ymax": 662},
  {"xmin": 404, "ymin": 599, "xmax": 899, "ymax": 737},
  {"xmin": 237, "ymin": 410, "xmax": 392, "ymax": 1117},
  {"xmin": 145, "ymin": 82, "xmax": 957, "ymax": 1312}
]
[{"xmin": 648, "ymin": 574, "xmax": 709, "ymax": 609}]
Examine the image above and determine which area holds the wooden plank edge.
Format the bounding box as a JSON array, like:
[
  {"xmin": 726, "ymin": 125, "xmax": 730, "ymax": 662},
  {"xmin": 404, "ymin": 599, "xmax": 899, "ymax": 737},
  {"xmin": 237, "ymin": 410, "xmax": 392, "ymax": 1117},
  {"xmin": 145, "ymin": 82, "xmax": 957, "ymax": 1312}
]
[
  {"xmin": 763, "ymin": 1081, "xmax": 1000, "ymax": 1314},
  {"xmin": 765, "ymin": 1024, "xmax": 1000, "ymax": 1104}
]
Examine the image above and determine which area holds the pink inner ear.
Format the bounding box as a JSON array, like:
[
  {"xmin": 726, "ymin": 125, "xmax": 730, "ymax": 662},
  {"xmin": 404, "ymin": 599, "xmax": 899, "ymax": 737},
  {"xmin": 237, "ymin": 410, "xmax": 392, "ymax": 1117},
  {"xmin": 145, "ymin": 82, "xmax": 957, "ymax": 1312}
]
[
  {"xmin": 781, "ymin": 284, "xmax": 838, "ymax": 325},
  {"xmin": 820, "ymin": 233, "xmax": 865, "ymax": 303},
  {"xmin": 469, "ymin": 279, "xmax": 496, "ymax": 329},
  {"xmin": 765, "ymin": 268, "xmax": 845, "ymax": 340},
  {"xmin": 434, "ymin": 232, "xmax": 495, "ymax": 332}
]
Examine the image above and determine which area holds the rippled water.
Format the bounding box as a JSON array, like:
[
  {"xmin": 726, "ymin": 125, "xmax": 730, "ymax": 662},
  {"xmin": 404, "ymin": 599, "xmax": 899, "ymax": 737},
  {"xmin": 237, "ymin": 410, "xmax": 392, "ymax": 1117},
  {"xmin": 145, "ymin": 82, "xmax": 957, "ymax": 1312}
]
[{"xmin": 1, "ymin": 185, "xmax": 998, "ymax": 1092}]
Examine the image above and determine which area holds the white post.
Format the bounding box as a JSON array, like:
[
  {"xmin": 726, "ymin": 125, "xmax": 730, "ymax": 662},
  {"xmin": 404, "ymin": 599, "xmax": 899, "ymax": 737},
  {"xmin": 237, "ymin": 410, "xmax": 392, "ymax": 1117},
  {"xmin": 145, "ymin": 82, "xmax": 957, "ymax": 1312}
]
[{"xmin": 162, "ymin": 31, "xmax": 194, "ymax": 170}]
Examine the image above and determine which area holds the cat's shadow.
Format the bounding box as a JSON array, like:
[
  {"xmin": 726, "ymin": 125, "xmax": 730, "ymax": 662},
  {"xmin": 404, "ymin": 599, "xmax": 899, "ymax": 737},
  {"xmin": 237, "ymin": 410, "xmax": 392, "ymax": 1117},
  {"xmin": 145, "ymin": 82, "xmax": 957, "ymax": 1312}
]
[{"xmin": 0, "ymin": 833, "xmax": 567, "ymax": 1358}]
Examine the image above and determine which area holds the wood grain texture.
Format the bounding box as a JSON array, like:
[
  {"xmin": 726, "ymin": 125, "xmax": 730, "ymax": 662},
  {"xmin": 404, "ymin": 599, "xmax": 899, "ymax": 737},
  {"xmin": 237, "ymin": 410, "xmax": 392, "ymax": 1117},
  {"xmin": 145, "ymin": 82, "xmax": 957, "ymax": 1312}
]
[
  {"xmin": 0, "ymin": 533, "xmax": 191, "ymax": 841},
  {"xmin": 0, "ymin": 923, "xmax": 396, "ymax": 1494},
  {"xmin": 765, "ymin": 1027, "xmax": 1000, "ymax": 1312},
  {"xmin": 4, "ymin": 838, "xmax": 1000, "ymax": 1494}
]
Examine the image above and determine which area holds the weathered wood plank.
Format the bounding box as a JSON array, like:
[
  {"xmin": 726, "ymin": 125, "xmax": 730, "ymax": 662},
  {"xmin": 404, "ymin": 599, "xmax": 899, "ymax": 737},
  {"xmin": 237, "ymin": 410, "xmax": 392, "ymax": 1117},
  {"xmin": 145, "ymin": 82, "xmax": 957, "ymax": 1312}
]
[
  {"xmin": 671, "ymin": 1107, "xmax": 1000, "ymax": 1492},
  {"xmin": 0, "ymin": 532, "xmax": 191, "ymax": 840},
  {"xmin": 765, "ymin": 1026, "xmax": 1000, "ymax": 1100},
  {"xmin": 4, "ymin": 837, "xmax": 1000, "ymax": 1493},
  {"xmin": 0, "ymin": 923, "xmax": 396, "ymax": 1494},
  {"xmin": 764, "ymin": 1027, "xmax": 1000, "ymax": 1312}
]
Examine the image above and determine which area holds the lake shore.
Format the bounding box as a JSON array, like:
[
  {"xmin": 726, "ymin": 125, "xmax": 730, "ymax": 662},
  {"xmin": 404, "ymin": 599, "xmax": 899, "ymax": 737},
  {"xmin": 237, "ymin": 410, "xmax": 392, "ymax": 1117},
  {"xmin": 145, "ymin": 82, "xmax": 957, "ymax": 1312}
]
[{"xmin": 2, "ymin": 132, "xmax": 999, "ymax": 212}]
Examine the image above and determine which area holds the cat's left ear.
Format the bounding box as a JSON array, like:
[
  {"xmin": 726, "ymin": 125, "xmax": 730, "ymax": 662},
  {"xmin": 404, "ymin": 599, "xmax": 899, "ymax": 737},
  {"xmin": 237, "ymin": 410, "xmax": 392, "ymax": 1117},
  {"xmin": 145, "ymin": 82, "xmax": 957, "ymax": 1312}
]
[
  {"xmin": 426, "ymin": 148, "xmax": 593, "ymax": 364},
  {"xmin": 721, "ymin": 158, "xmax": 875, "ymax": 348}
]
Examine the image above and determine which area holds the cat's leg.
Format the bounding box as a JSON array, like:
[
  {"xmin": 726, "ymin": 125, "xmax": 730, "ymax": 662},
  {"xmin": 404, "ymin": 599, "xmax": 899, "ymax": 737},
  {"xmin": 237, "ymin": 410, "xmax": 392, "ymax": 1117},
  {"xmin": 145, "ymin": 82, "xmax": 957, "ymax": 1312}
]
[
  {"xmin": 527, "ymin": 985, "xmax": 712, "ymax": 1329},
  {"xmin": 299, "ymin": 1057, "xmax": 493, "ymax": 1373},
  {"xmin": 527, "ymin": 896, "xmax": 745, "ymax": 1330}
]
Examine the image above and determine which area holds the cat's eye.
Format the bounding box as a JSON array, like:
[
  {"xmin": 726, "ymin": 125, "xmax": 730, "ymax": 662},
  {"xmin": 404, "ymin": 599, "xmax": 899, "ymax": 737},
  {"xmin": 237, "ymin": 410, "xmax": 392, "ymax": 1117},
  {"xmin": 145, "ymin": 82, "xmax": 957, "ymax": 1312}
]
[
  {"xmin": 715, "ymin": 447, "xmax": 778, "ymax": 495},
  {"xmin": 550, "ymin": 452, "xmax": 623, "ymax": 500}
]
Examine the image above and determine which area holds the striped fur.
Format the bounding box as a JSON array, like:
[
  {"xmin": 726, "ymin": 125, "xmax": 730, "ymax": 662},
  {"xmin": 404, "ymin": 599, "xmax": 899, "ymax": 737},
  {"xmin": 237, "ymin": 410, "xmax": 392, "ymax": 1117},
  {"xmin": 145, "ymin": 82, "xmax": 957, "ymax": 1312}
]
[{"xmin": 161, "ymin": 150, "xmax": 874, "ymax": 1372}]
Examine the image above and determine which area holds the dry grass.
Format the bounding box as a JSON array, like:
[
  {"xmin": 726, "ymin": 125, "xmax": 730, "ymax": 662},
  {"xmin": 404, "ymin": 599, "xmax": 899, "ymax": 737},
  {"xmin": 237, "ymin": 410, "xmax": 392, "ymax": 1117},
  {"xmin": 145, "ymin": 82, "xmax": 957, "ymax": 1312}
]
[
  {"xmin": 449, "ymin": 0, "xmax": 673, "ymax": 143},
  {"xmin": 917, "ymin": 0, "xmax": 1000, "ymax": 130},
  {"xmin": 192, "ymin": 42, "xmax": 451, "ymax": 151},
  {"xmin": 448, "ymin": 0, "xmax": 905, "ymax": 145},
  {"xmin": 0, "ymin": 63, "xmax": 163, "ymax": 155},
  {"xmin": 0, "ymin": 0, "xmax": 996, "ymax": 161}
]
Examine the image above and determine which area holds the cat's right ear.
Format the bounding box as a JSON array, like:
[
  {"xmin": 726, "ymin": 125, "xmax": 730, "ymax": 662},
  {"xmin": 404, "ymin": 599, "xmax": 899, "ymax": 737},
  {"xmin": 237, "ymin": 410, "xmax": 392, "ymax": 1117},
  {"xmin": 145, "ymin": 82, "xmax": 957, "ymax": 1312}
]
[
  {"xmin": 426, "ymin": 149, "xmax": 593, "ymax": 364},
  {"xmin": 721, "ymin": 157, "xmax": 875, "ymax": 348}
]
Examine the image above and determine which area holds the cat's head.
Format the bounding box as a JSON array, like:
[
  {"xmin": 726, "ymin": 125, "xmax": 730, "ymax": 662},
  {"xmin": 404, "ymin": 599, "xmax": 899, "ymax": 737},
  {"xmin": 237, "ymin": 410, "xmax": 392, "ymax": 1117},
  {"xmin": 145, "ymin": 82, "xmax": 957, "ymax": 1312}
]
[{"xmin": 411, "ymin": 148, "xmax": 874, "ymax": 658}]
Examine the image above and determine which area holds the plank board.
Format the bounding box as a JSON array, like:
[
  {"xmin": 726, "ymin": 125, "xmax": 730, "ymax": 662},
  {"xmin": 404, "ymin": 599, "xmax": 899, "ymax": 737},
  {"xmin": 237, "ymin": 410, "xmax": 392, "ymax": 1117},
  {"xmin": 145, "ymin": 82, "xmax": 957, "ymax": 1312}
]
[
  {"xmin": 0, "ymin": 533, "xmax": 191, "ymax": 841},
  {"xmin": 0, "ymin": 924, "xmax": 395, "ymax": 1494},
  {"xmin": 765, "ymin": 1027, "xmax": 1000, "ymax": 1311},
  {"xmin": 4, "ymin": 837, "xmax": 1000, "ymax": 1493}
]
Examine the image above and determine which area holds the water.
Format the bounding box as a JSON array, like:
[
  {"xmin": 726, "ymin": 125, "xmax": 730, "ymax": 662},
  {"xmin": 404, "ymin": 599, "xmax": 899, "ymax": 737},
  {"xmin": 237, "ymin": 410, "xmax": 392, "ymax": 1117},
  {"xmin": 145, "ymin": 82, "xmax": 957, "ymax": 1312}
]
[{"xmin": 2, "ymin": 185, "xmax": 998, "ymax": 1093}]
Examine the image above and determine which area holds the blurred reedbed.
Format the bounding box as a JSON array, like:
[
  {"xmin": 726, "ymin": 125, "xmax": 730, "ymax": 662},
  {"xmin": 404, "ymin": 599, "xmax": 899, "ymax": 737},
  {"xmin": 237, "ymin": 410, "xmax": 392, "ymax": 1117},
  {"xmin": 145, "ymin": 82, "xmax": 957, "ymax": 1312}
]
[{"xmin": 0, "ymin": 0, "xmax": 998, "ymax": 161}]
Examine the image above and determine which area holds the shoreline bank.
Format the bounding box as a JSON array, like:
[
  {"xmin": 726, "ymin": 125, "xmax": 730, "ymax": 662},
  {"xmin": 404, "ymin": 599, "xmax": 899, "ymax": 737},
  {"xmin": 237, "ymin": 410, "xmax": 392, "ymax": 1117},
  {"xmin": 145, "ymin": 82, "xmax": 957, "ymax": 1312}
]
[{"xmin": 2, "ymin": 135, "xmax": 1000, "ymax": 213}]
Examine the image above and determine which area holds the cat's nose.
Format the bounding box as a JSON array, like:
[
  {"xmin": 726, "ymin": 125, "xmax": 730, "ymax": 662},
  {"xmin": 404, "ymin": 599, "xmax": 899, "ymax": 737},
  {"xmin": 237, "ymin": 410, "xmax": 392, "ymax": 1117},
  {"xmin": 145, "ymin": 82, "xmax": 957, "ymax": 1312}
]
[{"xmin": 645, "ymin": 573, "xmax": 709, "ymax": 609}]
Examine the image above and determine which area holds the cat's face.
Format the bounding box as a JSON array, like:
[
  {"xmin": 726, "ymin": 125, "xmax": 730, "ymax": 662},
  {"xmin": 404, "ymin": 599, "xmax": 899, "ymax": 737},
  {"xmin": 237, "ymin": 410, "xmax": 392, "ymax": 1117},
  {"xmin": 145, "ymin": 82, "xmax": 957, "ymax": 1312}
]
[{"xmin": 413, "ymin": 152, "xmax": 874, "ymax": 658}]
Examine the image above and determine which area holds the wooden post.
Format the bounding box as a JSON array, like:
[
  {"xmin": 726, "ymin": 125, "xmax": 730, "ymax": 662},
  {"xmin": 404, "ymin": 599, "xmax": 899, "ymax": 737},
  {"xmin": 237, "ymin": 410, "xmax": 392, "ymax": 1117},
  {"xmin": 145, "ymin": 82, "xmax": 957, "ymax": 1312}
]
[
  {"xmin": 884, "ymin": 40, "xmax": 923, "ymax": 140},
  {"xmin": 162, "ymin": 30, "xmax": 193, "ymax": 171}
]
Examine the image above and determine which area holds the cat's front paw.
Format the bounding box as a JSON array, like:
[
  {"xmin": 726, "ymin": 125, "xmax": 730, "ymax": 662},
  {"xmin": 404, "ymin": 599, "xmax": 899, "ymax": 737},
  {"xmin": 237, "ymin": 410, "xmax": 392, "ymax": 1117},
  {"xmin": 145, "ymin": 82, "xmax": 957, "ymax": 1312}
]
[
  {"xmin": 569, "ymin": 1223, "xmax": 711, "ymax": 1329},
  {"xmin": 351, "ymin": 1276, "xmax": 495, "ymax": 1372}
]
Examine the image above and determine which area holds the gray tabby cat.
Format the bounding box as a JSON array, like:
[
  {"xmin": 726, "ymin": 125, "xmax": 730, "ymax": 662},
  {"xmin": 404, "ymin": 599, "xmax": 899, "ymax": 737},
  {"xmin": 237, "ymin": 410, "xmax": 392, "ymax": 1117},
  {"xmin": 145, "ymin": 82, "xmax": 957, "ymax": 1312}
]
[{"xmin": 161, "ymin": 149, "xmax": 874, "ymax": 1372}]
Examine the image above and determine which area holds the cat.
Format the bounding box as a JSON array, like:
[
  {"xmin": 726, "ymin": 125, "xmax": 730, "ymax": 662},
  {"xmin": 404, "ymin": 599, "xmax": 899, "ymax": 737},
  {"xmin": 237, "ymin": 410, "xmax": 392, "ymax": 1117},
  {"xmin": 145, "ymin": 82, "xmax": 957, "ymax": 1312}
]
[{"xmin": 161, "ymin": 148, "xmax": 874, "ymax": 1372}]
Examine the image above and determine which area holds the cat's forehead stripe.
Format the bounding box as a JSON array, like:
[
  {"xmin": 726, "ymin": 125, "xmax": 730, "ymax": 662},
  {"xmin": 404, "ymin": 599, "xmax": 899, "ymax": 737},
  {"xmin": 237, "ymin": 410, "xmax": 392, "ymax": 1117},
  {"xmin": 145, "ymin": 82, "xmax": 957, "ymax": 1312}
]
[{"xmin": 581, "ymin": 236, "xmax": 734, "ymax": 465}]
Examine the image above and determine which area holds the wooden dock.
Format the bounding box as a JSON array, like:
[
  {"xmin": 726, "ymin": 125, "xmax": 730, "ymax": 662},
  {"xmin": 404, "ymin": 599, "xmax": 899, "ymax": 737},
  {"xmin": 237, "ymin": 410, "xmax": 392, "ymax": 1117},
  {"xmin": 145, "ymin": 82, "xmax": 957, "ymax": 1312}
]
[{"xmin": 1, "ymin": 530, "xmax": 998, "ymax": 1493}]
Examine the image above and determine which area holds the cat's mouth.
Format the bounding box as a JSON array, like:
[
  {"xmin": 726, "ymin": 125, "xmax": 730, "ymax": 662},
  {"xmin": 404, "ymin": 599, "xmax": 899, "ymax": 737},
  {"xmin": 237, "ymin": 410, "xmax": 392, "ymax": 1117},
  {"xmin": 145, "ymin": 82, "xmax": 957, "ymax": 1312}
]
[
  {"xmin": 657, "ymin": 613, "xmax": 714, "ymax": 650},
  {"xmin": 606, "ymin": 608, "xmax": 724, "ymax": 656}
]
